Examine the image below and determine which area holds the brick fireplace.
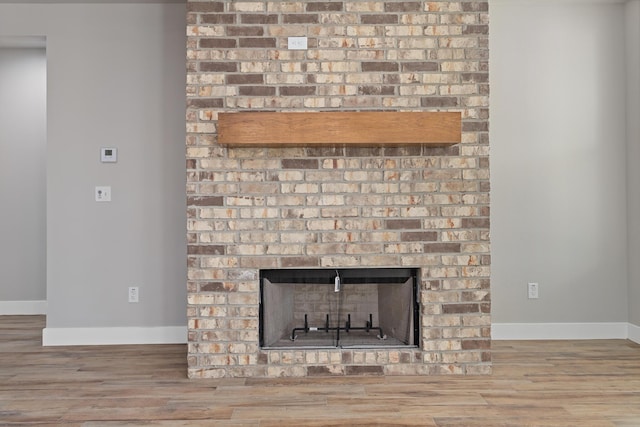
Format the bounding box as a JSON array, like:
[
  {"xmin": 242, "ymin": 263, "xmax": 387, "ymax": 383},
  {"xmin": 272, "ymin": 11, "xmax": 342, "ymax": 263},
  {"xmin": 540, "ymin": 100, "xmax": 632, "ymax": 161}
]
[{"xmin": 186, "ymin": 0, "xmax": 491, "ymax": 378}]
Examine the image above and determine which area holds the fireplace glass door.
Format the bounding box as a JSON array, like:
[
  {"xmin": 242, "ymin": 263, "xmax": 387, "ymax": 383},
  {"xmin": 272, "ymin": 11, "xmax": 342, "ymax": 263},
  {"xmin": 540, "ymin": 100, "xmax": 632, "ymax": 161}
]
[{"xmin": 260, "ymin": 268, "xmax": 419, "ymax": 349}]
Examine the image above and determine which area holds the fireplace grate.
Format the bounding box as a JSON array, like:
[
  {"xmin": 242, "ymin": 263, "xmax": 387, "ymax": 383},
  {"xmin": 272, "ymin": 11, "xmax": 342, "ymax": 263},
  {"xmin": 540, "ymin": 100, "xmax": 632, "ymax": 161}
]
[{"xmin": 290, "ymin": 313, "xmax": 385, "ymax": 342}]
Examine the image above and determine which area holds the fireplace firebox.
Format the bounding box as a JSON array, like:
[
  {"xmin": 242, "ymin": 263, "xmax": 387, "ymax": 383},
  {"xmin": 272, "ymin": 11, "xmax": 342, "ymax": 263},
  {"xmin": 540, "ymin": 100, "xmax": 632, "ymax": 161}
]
[{"xmin": 260, "ymin": 268, "xmax": 419, "ymax": 350}]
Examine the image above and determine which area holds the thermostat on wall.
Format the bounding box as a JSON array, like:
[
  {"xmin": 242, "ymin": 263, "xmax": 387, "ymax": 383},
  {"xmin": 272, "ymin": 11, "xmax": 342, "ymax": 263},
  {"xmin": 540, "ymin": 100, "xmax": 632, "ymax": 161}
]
[{"xmin": 100, "ymin": 147, "xmax": 117, "ymax": 163}]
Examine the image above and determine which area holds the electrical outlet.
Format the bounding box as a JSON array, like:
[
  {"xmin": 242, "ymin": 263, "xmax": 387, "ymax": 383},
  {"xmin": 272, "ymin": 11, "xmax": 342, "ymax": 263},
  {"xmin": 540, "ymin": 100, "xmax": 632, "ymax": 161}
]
[
  {"xmin": 128, "ymin": 286, "xmax": 139, "ymax": 303},
  {"xmin": 527, "ymin": 282, "xmax": 539, "ymax": 299}
]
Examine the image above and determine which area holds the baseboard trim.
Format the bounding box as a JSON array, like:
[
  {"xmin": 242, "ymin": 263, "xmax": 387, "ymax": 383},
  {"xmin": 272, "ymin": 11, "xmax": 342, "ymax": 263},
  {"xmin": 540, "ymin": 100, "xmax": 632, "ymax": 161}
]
[
  {"xmin": 629, "ymin": 323, "xmax": 640, "ymax": 344},
  {"xmin": 492, "ymin": 322, "xmax": 630, "ymax": 340},
  {"xmin": 42, "ymin": 326, "xmax": 187, "ymax": 346},
  {"xmin": 38, "ymin": 323, "xmax": 640, "ymax": 346},
  {"xmin": 0, "ymin": 300, "xmax": 47, "ymax": 315}
]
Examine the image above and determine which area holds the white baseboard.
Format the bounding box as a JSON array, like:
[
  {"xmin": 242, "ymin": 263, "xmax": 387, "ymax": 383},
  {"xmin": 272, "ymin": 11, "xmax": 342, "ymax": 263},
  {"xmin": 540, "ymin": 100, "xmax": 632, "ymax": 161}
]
[
  {"xmin": 42, "ymin": 325, "xmax": 187, "ymax": 346},
  {"xmin": 629, "ymin": 323, "xmax": 640, "ymax": 344},
  {"xmin": 0, "ymin": 300, "xmax": 47, "ymax": 315},
  {"xmin": 37, "ymin": 323, "xmax": 640, "ymax": 346},
  {"xmin": 492, "ymin": 322, "xmax": 630, "ymax": 340}
]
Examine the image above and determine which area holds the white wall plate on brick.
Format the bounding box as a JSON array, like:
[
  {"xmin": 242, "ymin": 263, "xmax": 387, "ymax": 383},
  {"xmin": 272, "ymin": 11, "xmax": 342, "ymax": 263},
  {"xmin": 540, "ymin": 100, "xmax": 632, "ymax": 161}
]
[{"xmin": 288, "ymin": 36, "xmax": 307, "ymax": 50}]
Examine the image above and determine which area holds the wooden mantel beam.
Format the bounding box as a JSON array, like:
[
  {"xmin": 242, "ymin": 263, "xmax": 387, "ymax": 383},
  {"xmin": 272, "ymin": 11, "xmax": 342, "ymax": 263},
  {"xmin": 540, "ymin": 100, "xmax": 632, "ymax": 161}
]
[{"xmin": 217, "ymin": 111, "xmax": 461, "ymax": 146}]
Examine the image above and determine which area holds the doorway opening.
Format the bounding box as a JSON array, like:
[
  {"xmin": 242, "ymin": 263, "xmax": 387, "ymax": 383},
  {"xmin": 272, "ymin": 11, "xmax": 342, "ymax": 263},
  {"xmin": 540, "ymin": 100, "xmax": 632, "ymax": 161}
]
[{"xmin": 0, "ymin": 36, "xmax": 47, "ymax": 315}]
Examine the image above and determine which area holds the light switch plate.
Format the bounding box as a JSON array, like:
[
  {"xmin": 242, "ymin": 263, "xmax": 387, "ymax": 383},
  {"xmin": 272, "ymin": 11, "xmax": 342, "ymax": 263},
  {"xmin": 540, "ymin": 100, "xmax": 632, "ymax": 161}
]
[{"xmin": 95, "ymin": 186, "xmax": 111, "ymax": 202}]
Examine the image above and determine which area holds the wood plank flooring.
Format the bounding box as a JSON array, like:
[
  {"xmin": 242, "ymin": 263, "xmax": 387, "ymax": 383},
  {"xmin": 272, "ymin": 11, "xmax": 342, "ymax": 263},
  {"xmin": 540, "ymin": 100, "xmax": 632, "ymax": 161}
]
[{"xmin": 1, "ymin": 316, "xmax": 639, "ymax": 426}]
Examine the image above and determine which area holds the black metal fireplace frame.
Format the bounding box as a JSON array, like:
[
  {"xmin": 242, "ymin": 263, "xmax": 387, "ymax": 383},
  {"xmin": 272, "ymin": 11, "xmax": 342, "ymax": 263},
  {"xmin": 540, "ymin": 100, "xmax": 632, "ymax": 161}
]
[{"xmin": 259, "ymin": 267, "xmax": 420, "ymax": 349}]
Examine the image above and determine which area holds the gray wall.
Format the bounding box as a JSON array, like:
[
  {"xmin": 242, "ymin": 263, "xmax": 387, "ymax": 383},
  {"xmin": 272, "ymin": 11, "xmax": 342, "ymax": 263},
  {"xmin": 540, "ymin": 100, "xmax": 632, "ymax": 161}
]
[
  {"xmin": 0, "ymin": 2, "xmax": 187, "ymax": 328},
  {"xmin": 627, "ymin": 0, "xmax": 640, "ymax": 327},
  {"xmin": 1, "ymin": 0, "xmax": 637, "ymax": 335},
  {"xmin": 0, "ymin": 47, "xmax": 46, "ymax": 302},
  {"xmin": 490, "ymin": 1, "xmax": 630, "ymax": 323}
]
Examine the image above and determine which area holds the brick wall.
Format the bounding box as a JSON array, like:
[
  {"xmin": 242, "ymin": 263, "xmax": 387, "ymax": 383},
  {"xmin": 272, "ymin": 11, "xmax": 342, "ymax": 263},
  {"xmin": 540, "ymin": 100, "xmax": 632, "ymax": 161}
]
[{"xmin": 186, "ymin": 0, "xmax": 490, "ymax": 378}]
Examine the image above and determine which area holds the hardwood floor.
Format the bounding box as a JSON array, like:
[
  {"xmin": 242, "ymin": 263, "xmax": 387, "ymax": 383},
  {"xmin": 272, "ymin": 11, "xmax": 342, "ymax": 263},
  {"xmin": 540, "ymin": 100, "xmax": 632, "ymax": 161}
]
[{"xmin": 1, "ymin": 316, "xmax": 640, "ymax": 426}]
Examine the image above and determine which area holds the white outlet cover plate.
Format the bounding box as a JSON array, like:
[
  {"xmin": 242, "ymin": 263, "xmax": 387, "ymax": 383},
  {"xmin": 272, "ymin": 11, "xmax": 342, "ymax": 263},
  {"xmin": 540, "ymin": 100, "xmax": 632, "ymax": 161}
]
[
  {"xmin": 527, "ymin": 282, "xmax": 539, "ymax": 299},
  {"xmin": 128, "ymin": 287, "xmax": 139, "ymax": 303},
  {"xmin": 288, "ymin": 36, "xmax": 308, "ymax": 50},
  {"xmin": 95, "ymin": 186, "xmax": 111, "ymax": 202}
]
